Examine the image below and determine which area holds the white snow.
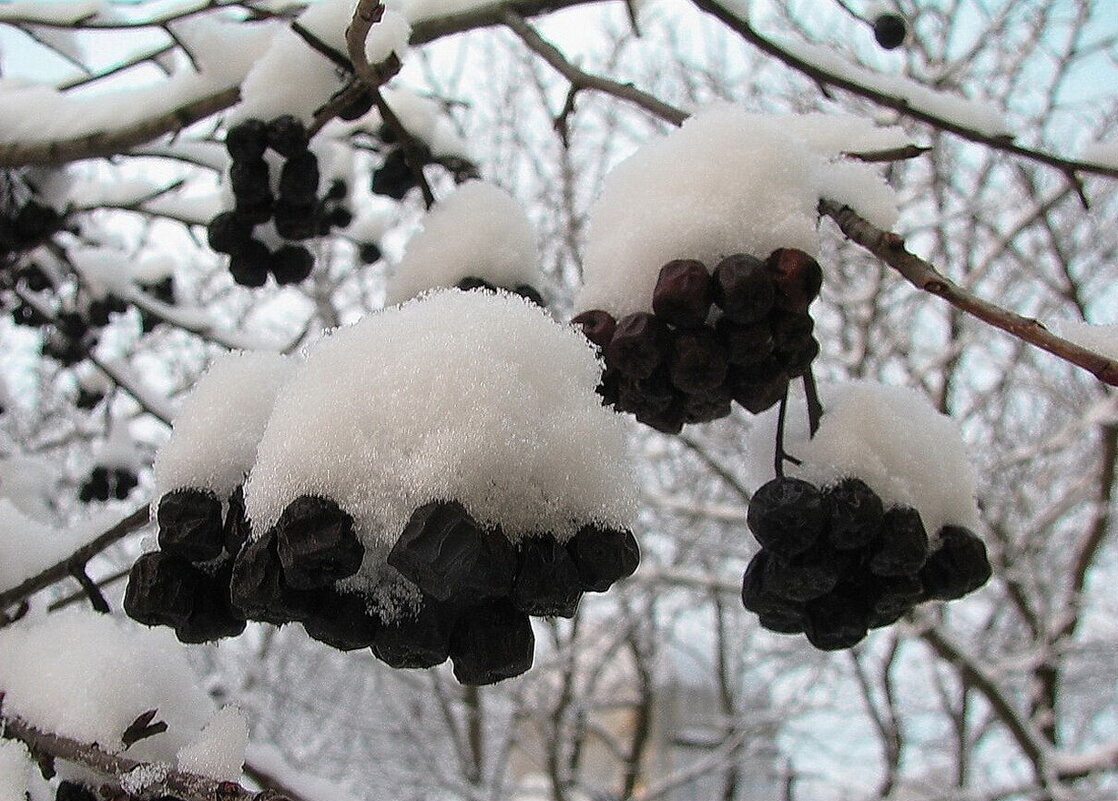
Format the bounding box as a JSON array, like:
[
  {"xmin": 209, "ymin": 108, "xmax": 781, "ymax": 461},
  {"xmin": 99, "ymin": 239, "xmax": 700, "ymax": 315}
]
[
  {"xmin": 154, "ymin": 351, "xmax": 297, "ymax": 500},
  {"xmin": 244, "ymin": 289, "xmax": 638, "ymax": 581},
  {"xmin": 403, "ymin": 0, "xmax": 493, "ymax": 21},
  {"xmin": 750, "ymin": 381, "xmax": 980, "ymax": 537},
  {"xmin": 0, "ymin": 740, "xmax": 31, "ymax": 801},
  {"xmin": 0, "ymin": 457, "xmax": 57, "ymax": 521},
  {"xmin": 377, "ymin": 86, "xmax": 471, "ymax": 157},
  {"xmin": 0, "ymin": 499, "xmax": 87, "ymax": 594},
  {"xmin": 385, "ymin": 181, "xmax": 540, "ymax": 304},
  {"xmin": 68, "ymin": 244, "xmax": 136, "ymax": 299},
  {"xmin": 576, "ymin": 105, "xmax": 901, "ymax": 317},
  {"xmin": 177, "ymin": 706, "xmax": 249, "ymax": 781},
  {"xmin": 0, "ymin": 1, "xmax": 102, "ymax": 25},
  {"xmin": 245, "ymin": 743, "xmax": 365, "ymax": 801},
  {"xmin": 97, "ymin": 424, "xmax": 143, "ymax": 471},
  {"xmin": 0, "ymin": 608, "xmax": 214, "ymax": 762},
  {"xmin": 1052, "ymin": 320, "xmax": 1118, "ymax": 362},
  {"xmin": 1079, "ymin": 139, "xmax": 1118, "ymax": 169},
  {"xmin": 0, "ymin": 19, "xmax": 274, "ymax": 146},
  {"xmin": 780, "ymin": 39, "xmax": 1011, "ymax": 138}
]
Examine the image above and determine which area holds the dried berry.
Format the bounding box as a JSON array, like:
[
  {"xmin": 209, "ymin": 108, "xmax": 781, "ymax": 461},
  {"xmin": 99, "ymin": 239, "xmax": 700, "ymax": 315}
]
[
  {"xmin": 274, "ymin": 495, "xmax": 364, "ymax": 589},
  {"xmin": 302, "ymin": 591, "xmax": 381, "ymax": 650},
  {"xmin": 225, "ymin": 119, "xmax": 268, "ymax": 162},
  {"xmin": 157, "ymin": 488, "xmax": 225, "ymax": 563},
  {"xmin": 869, "ymin": 506, "xmax": 929, "ymax": 576},
  {"xmin": 652, "ymin": 259, "xmax": 712, "ymax": 328},
  {"xmin": 605, "ymin": 312, "xmax": 667, "ymax": 379},
  {"xmin": 449, "ymin": 598, "xmax": 534, "ymax": 685},
  {"xmin": 746, "ymin": 477, "xmax": 826, "ymax": 558},
  {"xmin": 824, "ymin": 478, "xmax": 884, "ymax": 550},
  {"xmin": 124, "ymin": 551, "xmax": 199, "ymax": 627},
  {"xmin": 668, "ymin": 328, "xmax": 728, "ymax": 394},
  {"xmin": 571, "ymin": 309, "xmax": 617, "ymax": 351},
  {"xmin": 270, "ymin": 245, "xmax": 315, "ymax": 285},
  {"xmin": 372, "ymin": 599, "xmax": 458, "ymax": 669},
  {"xmin": 228, "ymin": 239, "xmax": 271, "ymax": 288},
  {"xmin": 207, "ymin": 211, "xmax": 254, "ymax": 256},
  {"xmin": 512, "ymin": 536, "xmax": 583, "ymax": 618},
  {"xmin": 920, "ymin": 525, "xmax": 991, "ymax": 601},
  {"xmin": 873, "ymin": 13, "xmax": 907, "ymax": 50},
  {"xmin": 766, "ymin": 249, "xmax": 822, "ymax": 313},
  {"xmin": 279, "ymin": 152, "xmax": 320, "ymax": 203},
  {"xmin": 566, "ymin": 524, "xmax": 640, "ymax": 592},
  {"xmin": 266, "ymin": 115, "xmax": 309, "ymax": 158},
  {"xmin": 712, "ymin": 254, "xmax": 774, "ymax": 324},
  {"xmin": 229, "ymin": 159, "xmax": 271, "ymax": 206}
]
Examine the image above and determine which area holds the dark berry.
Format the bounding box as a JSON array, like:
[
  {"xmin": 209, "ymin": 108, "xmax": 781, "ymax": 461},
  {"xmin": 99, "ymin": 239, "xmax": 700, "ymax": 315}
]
[
  {"xmin": 514, "ymin": 284, "xmax": 545, "ymax": 307},
  {"xmin": 266, "ymin": 115, "xmax": 309, "ymax": 158},
  {"xmin": 766, "ymin": 249, "xmax": 822, "ymax": 313},
  {"xmin": 228, "ymin": 239, "xmax": 271, "ymax": 287},
  {"xmin": 279, "ymin": 152, "xmax": 320, "ymax": 203},
  {"xmin": 302, "ymin": 591, "xmax": 381, "ymax": 650},
  {"xmin": 274, "ymin": 495, "xmax": 364, "ymax": 589},
  {"xmin": 616, "ymin": 368, "xmax": 676, "ymax": 416},
  {"xmin": 512, "ymin": 536, "xmax": 582, "ymax": 618},
  {"xmin": 358, "ymin": 242, "xmax": 382, "ymax": 264},
  {"xmin": 746, "ymin": 477, "xmax": 826, "ymax": 559},
  {"xmin": 571, "ymin": 309, "xmax": 617, "ymax": 351},
  {"xmin": 716, "ymin": 318, "xmax": 773, "ymax": 366},
  {"xmin": 725, "ymin": 363, "xmax": 788, "ymax": 414},
  {"xmin": 75, "ymin": 388, "xmax": 104, "ymax": 410},
  {"xmin": 273, "ymin": 199, "xmax": 318, "ymax": 240},
  {"xmin": 456, "ymin": 276, "xmax": 497, "ymax": 292},
  {"xmin": 174, "ymin": 562, "xmax": 246, "ymax": 644},
  {"xmin": 157, "ymin": 487, "xmax": 225, "ymax": 563},
  {"xmin": 338, "ymin": 88, "xmax": 375, "ymax": 121},
  {"xmin": 225, "ymin": 119, "xmax": 268, "ymax": 162},
  {"xmin": 207, "ymin": 212, "xmax": 254, "ymax": 255},
  {"xmin": 920, "ymin": 525, "xmax": 991, "ymax": 601},
  {"xmin": 712, "ymin": 254, "xmax": 774, "ymax": 324},
  {"xmin": 270, "ymin": 245, "xmax": 315, "ymax": 285},
  {"xmin": 113, "ymin": 468, "xmax": 138, "ymax": 500},
  {"xmin": 371, "ymin": 148, "xmax": 416, "ymax": 200},
  {"xmin": 449, "ymin": 598, "xmax": 534, "ymax": 685},
  {"xmin": 124, "ymin": 551, "xmax": 199, "ymax": 627},
  {"xmin": 869, "ymin": 506, "xmax": 929, "ymax": 576},
  {"xmin": 867, "ymin": 574, "xmax": 923, "ymax": 628},
  {"xmin": 387, "ymin": 500, "xmax": 516, "ymax": 603},
  {"xmin": 372, "ymin": 599, "xmax": 459, "ymax": 669},
  {"xmin": 668, "ymin": 328, "xmax": 729, "ymax": 394},
  {"xmin": 873, "ymin": 13, "xmax": 907, "ymax": 49},
  {"xmin": 231, "ymin": 530, "xmax": 316, "ymax": 625},
  {"xmin": 824, "ymin": 478, "xmax": 884, "ymax": 550},
  {"xmin": 605, "ymin": 312, "xmax": 668, "ymax": 379},
  {"xmin": 566, "ymin": 524, "xmax": 640, "ymax": 592},
  {"xmin": 325, "ymin": 179, "xmax": 348, "ymax": 201},
  {"xmin": 229, "ymin": 159, "xmax": 272, "ymax": 206},
  {"xmin": 652, "ymin": 259, "xmax": 712, "ymax": 328},
  {"xmin": 763, "ymin": 540, "xmax": 846, "ymax": 602},
  {"xmin": 741, "ymin": 550, "xmax": 806, "ymax": 630},
  {"xmin": 233, "ymin": 198, "xmax": 273, "ymax": 226},
  {"xmin": 681, "ymin": 385, "xmax": 733, "ymax": 424},
  {"xmin": 804, "ymin": 583, "xmax": 870, "ymax": 650}
]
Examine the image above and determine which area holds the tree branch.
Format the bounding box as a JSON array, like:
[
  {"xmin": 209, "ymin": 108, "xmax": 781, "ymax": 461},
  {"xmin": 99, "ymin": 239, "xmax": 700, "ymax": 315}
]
[
  {"xmin": 0, "ymin": 506, "xmax": 150, "ymax": 617},
  {"xmin": 0, "ymin": 708, "xmax": 289, "ymax": 801},
  {"xmin": 818, "ymin": 199, "xmax": 1118, "ymax": 387}
]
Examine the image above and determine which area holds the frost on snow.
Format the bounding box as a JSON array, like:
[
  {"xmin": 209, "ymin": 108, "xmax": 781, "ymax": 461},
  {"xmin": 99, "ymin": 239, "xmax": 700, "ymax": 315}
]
[
  {"xmin": 243, "ymin": 289, "xmax": 638, "ymax": 606},
  {"xmin": 577, "ymin": 105, "xmax": 904, "ymax": 317},
  {"xmin": 0, "ymin": 608, "xmax": 216, "ymax": 763},
  {"xmin": 385, "ymin": 181, "xmax": 540, "ymax": 304},
  {"xmin": 0, "ymin": 740, "xmax": 31, "ymax": 801},
  {"xmin": 177, "ymin": 706, "xmax": 249, "ymax": 781},
  {"xmin": 154, "ymin": 351, "xmax": 297, "ymax": 500},
  {"xmin": 751, "ymin": 382, "xmax": 980, "ymax": 538}
]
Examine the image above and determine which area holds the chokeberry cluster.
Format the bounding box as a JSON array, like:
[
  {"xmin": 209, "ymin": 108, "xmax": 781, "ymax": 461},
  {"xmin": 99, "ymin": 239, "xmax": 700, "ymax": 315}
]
[
  {"xmin": 78, "ymin": 465, "xmax": 138, "ymax": 503},
  {"xmin": 125, "ymin": 488, "xmax": 639, "ymax": 685},
  {"xmin": 741, "ymin": 476, "xmax": 991, "ymax": 650},
  {"xmin": 573, "ymin": 249, "xmax": 822, "ymax": 434},
  {"xmin": 207, "ymin": 116, "xmax": 350, "ymax": 287}
]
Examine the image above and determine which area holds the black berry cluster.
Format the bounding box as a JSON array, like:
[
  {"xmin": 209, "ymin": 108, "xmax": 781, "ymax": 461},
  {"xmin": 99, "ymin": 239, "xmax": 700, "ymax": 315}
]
[
  {"xmin": 873, "ymin": 14, "xmax": 907, "ymax": 49},
  {"xmin": 573, "ymin": 249, "xmax": 823, "ymax": 434},
  {"xmin": 741, "ymin": 476, "xmax": 992, "ymax": 650},
  {"xmin": 455, "ymin": 275, "xmax": 545, "ymax": 307},
  {"xmin": 371, "ymin": 124, "xmax": 479, "ymax": 200},
  {"xmin": 382, "ymin": 499, "xmax": 639, "ymax": 684},
  {"xmin": 78, "ymin": 465, "xmax": 138, "ymax": 503},
  {"xmin": 124, "ymin": 486, "xmax": 252, "ymax": 643},
  {"xmin": 207, "ymin": 116, "xmax": 349, "ymax": 287}
]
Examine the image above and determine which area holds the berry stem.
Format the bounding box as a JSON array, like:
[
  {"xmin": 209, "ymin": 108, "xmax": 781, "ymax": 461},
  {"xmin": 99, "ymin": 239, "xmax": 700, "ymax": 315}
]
[
  {"xmin": 774, "ymin": 389, "xmax": 802, "ymax": 479},
  {"xmin": 804, "ymin": 367, "xmax": 823, "ymax": 438}
]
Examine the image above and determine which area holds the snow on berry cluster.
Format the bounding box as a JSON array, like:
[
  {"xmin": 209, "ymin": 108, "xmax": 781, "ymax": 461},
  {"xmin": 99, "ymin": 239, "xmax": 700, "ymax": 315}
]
[
  {"xmin": 574, "ymin": 248, "xmax": 822, "ymax": 433},
  {"xmin": 126, "ymin": 290, "xmax": 639, "ymax": 685},
  {"xmin": 207, "ymin": 116, "xmax": 352, "ymax": 287},
  {"xmin": 741, "ymin": 382, "xmax": 992, "ymax": 649}
]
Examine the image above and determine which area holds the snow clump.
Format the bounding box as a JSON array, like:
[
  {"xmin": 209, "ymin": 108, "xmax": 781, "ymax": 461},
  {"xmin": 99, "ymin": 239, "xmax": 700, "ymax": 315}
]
[
  {"xmin": 244, "ymin": 288, "xmax": 638, "ymax": 554},
  {"xmin": 385, "ymin": 181, "xmax": 539, "ymax": 304},
  {"xmin": 578, "ymin": 105, "xmax": 904, "ymax": 317},
  {"xmin": 0, "ymin": 740, "xmax": 31, "ymax": 801},
  {"xmin": 177, "ymin": 706, "xmax": 250, "ymax": 781}
]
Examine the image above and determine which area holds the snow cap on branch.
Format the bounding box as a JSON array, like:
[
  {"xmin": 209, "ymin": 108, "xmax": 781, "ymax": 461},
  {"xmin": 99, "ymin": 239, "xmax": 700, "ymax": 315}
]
[
  {"xmin": 153, "ymin": 351, "xmax": 297, "ymax": 500},
  {"xmin": 244, "ymin": 289, "xmax": 638, "ymax": 555},
  {"xmin": 577, "ymin": 105, "xmax": 903, "ymax": 317},
  {"xmin": 386, "ymin": 180, "xmax": 539, "ymax": 304}
]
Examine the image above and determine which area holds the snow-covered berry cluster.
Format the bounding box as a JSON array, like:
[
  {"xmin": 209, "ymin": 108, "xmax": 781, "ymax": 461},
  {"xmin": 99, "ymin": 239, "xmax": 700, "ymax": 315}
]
[
  {"xmin": 206, "ymin": 116, "xmax": 351, "ymax": 287},
  {"xmin": 741, "ymin": 476, "xmax": 991, "ymax": 650},
  {"xmin": 573, "ymin": 248, "xmax": 822, "ymax": 434},
  {"xmin": 124, "ymin": 486, "xmax": 249, "ymax": 643}
]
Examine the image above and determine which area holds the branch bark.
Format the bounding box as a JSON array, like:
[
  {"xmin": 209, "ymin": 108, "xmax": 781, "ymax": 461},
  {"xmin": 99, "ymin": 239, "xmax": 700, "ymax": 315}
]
[{"xmin": 818, "ymin": 199, "xmax": 1118, "ymax": 387}]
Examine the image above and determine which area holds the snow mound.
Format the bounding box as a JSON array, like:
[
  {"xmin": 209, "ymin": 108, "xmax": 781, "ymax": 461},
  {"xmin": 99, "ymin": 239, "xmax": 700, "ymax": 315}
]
[
  {"xmin": 0, "ymin": 740, "xmax": 31, "ymax": 801},
  {"xmin": 244, "ymin": 289, "xmax": 638, "ymax": 555},
  {"xmin": 577, "ymin": 105, "xmax": 902, "ymax": 317},
  {"xmin": 0, "ymin": 500, "xmax": 91, "ymax": 594},
  {"xmin": 386, "ymin": 181, "xmax": 539, "ymax": 304},
  {"xmin": 783, "ymin": 382, "xmax": 980, "ymax": 536},
  {"xmin": 0, "ymin": 608, "xmax": 214, "ymax": 763},
  {"xmin": 154, "ymin": 351, "xmax": 297, "ymax": 499},
  {"xmin": 177, "ymin": 706, "xmax": 249, "ymax": 781}
]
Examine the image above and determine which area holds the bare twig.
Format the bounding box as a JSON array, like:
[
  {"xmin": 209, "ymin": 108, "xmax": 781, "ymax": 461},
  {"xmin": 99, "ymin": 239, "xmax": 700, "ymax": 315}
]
[
  {"xmin": 0, "ymin": 506, "xmax": 150, "ymax": 617},
  {"xmin": 818, "ymin": 199, "xmax": 1118, "ymax": 387}
]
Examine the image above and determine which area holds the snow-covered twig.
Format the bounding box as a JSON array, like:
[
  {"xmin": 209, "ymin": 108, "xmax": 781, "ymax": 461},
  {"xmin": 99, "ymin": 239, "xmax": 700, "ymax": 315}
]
[
  {"xmin": 691, "ymin": 0, "xmax": 1118, "ymax": 185},
  {"xmin": 0, "ymin": 506, "xmax": 150, "ymax": 621},
  {"xmin": 0, "ymin": 706, "xmax": 290, "ymax": 801},
  {"xmin": 818, "ymin": 199, "xmax": 1118, "ymax": 387}
]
